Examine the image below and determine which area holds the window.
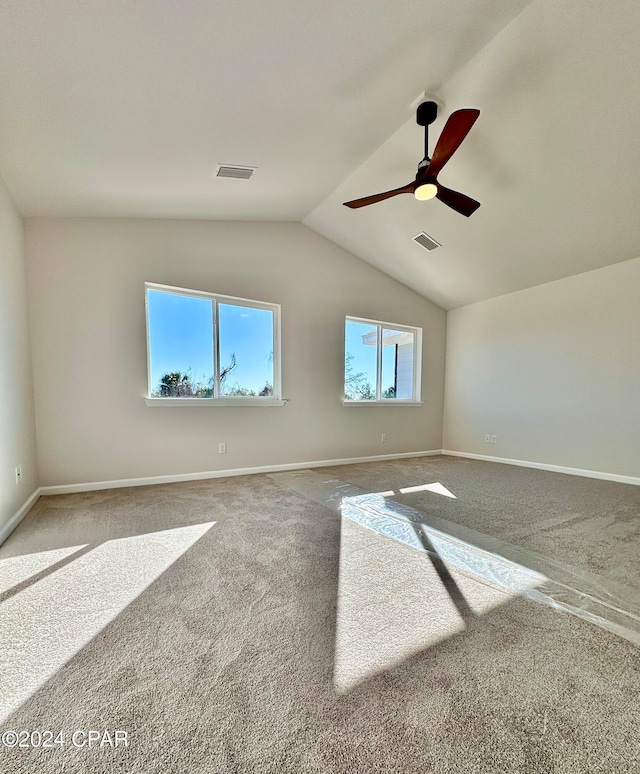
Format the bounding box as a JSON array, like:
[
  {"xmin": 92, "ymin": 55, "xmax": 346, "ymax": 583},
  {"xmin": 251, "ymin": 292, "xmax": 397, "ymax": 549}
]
[
  {"xmin": 344, "ymin": 316, "xmax": 422, "ymax": 404},
  {"xmin": 145, "ymin": 283, "xmax": 283, "ymax": 405}
]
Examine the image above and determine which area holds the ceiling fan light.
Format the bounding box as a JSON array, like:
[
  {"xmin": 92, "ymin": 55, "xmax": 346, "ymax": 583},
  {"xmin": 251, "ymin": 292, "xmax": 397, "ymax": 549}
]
[{"xmin": 414, "ymin": 182, "xmax": 438, "ymax": 201}]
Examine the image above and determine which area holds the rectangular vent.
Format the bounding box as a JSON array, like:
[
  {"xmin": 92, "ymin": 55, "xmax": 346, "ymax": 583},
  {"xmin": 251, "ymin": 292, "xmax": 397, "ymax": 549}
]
[
  {"xmin": 216, "ymin": 164, "xmax": 256, "ymax": 180},
  {"xmin": 413, "ymin": 232, "xmax": 442, "ymax": 251}
]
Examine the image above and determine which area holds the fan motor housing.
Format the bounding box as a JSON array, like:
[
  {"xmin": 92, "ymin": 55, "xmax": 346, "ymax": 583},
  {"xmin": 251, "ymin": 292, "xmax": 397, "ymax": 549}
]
[{"xmin": 416, "ymin": 101, "xmax": 438, "ymax": 126}]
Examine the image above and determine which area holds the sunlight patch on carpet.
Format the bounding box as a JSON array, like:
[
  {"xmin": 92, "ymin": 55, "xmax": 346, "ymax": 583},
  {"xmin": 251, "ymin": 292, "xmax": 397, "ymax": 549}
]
[
  {"xmin": 334, "ymin": 517, "xmax": 467, "ymax": 692},
  {"xmin": 334, "ymin": 496, "xmax": 544, "ymax": 692},
  {"xmin": 270, "ymin": 469, "xmax": 640, "ymax": 650},
  {"xmin": 0, "ymin": 545, "xmax": 88, "ymax": 596},
  {"xmin": 0, "ymin": 522, "xmax": 215, "ymax": 724},
  {"xmin": 373, "ymin": 481, "xmax": 457, "ymax": 499}
]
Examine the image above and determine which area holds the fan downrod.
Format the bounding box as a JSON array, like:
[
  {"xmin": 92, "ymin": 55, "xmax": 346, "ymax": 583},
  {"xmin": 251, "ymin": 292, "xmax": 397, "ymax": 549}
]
[{"xmin": 416, "ymin": 101, "xmax": 437, "ymax": 169}]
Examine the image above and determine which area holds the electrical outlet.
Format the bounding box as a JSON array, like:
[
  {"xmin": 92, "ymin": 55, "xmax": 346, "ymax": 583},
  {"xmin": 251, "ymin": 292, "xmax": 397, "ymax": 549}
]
[
  {"xmin": 15, "ymin": 465, "xmax": 22, "ymax": 484},
  {"xmin": 218, "ymin": 442, "xmax": 226, "ymax": 454},
  {"xmin": 491, "ymin": 435, "xmax": 497, "ymax": 444},
  {"xmin": 484, "ymin": 434, "xmax": 491, "ymax": 443},
  {"xmin": 381, "ymin": 433, "xmax": 386, "ymax": 443}
]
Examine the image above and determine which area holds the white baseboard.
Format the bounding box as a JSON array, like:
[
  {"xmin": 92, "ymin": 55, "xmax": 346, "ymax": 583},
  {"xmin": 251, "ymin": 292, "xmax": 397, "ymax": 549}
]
[
  {"xmin": 39, "ymin": 450, "xmax": 443, "ymax": 496},
  {"xmin": 28, "ymin": 448, "xmax": 640, "ymax": 500},
  {"xmin": 0, "ymin": 488, "xmax": 42, "ymax": 546},
  {"xmin": 442, "ymin": 450, "xmax": 640, "ymax": 487}
]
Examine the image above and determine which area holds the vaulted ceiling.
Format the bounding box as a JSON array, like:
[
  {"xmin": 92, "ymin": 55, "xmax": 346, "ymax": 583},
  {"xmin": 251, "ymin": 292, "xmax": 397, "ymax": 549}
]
[{"xmin": 1, "ymin": 0, "xmax": 639, "ymax": 308}]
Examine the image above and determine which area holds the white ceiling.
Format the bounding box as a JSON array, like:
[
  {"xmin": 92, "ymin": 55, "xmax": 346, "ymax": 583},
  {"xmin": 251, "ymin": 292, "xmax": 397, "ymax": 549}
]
[{"xmin": 1, "ymin": 0, "xmax": 639, "ymax": 309}]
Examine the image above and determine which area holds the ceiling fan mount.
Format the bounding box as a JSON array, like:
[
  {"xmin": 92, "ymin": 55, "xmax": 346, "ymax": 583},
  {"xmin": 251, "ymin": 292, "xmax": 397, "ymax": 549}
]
[
  {"xmin": 343, "ymin": 101, "xmax": 481, "ymax": 216},
  {"xmin": 416, "ymin": 100, "xmax": 438, "ymax": 127}
]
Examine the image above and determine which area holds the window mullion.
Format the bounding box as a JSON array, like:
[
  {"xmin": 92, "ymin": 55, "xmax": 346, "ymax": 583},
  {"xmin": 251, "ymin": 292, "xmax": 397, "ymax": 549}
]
[
  {"xmin": 272, "ymin": 308, "xmax": 279, "ymax": 398},
  {"xmin": 414, "ymin": 328, "xmax": 422, "ymax": 401},
  {"xmin": 376, "ymin": 324, "xmax": 382, "ymax": 401},
  {"xmin": 213, "ymin": 300, "xmax": 220, "ymax": 398},
  {"xmin": 145, "ymin": 288, "xmax": 152, "ymax": 397}
]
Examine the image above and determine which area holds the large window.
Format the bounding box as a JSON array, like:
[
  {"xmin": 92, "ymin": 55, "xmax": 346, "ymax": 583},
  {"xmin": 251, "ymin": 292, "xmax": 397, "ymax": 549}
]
[
  {"xmin": 344, "ymin": 316, "xmax": 422, "ymax": 403},
  {"xmin": 145, "ymin": 283, "xmax": 282, "ymax": 404}
]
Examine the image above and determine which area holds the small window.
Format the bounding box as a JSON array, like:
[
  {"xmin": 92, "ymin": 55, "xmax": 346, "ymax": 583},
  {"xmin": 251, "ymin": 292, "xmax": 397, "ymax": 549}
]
[
  {"xmin": 145, "ymin": 283, "xmax": 281, "ymax": 402},
  {"xmin": 344, "ymin": 316, "xmax": 421, "ymax": 403}
]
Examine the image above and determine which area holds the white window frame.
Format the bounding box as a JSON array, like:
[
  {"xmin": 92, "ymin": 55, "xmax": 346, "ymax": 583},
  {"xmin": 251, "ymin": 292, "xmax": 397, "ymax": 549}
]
[
  {"xmin": 144, "ymin": 282, "xmax": 285, "ymax": 407},
  {"xmin": 342, "ymin": 316, "xmax": 423, "ymax": 406}
]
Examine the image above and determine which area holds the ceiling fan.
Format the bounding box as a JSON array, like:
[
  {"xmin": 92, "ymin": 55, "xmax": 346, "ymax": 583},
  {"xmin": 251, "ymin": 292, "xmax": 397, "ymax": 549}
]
[{"xmin": 343, "ymin": 101, "xmax": 480, "ymax": 216}]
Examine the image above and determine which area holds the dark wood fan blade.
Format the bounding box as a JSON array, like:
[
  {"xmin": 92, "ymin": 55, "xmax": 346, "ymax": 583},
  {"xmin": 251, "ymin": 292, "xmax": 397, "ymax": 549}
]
[
  {"xmin": 424, "ymin": 108, "xmax": 480, "ymax": 179},
  {"xmin": 343, "ymin": 182, "xmax": 414, "ymax": 208},
  {"xmin": 436, "ymin": 184, "xmax": 480, "ymax": 216}
]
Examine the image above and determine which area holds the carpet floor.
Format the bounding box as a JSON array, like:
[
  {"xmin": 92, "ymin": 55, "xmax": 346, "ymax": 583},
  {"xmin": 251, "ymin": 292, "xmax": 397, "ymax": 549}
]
[{"xmin": 0, "ymin": 457, "xmax": 638, "ymax": 773}]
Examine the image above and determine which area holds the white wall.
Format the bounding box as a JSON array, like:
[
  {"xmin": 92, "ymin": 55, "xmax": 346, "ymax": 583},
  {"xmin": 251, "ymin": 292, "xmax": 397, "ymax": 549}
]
[
  {"xmin": 443, "ymin": 258, "xmax": 640, "ymax": 478},
  {"xmin": 25, "ymin": 218, "xmax": 446, "ymax": 487},
  {"xmin": 0, "ymin": 176, "xmax": 38, "ymax": 528}
]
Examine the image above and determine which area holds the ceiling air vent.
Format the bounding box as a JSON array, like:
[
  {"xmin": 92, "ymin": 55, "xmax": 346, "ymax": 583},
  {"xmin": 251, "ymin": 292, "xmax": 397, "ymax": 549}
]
[
  {"xmin": 215, "ymin": 164, "xmax": 256, "ymax": 180},
  {"xmin": 413, "ymin": 231, "xmax": 442, "ymax": 251}
]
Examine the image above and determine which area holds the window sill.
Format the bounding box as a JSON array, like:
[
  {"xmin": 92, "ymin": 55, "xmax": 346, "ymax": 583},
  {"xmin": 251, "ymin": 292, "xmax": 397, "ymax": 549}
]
[
  {"xmin": 144, "ymin": 397, "xmax": 287, "ymax": 407},
  {"xmin": 341, "ymin": 400, "xmax": 424, "ymax": 407}
]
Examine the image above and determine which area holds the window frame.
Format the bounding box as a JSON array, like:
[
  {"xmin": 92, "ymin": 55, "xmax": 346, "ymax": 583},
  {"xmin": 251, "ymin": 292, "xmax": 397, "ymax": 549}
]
[
  {"xmin": 144, "ymin": 282, "xmax": 284, "ymax": 407},
  {"xmin": 342, "ymin": 315, "xmax": 423, "ymax": 406}
]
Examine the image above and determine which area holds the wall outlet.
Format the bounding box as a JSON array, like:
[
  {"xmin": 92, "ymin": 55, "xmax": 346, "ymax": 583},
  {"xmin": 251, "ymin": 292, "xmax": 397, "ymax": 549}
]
[
  {"xmin": 218, "ymin": 442, "xmax": 226, "ymax": 454},
  {"xmin": 484, "ymin": 434, "xmax": 491, "ymax": 443},
  {"xmin": 15, "ymin": 465, "xmax": 22, "ymax": 484},
  {"xmin": 491, "ymin": 435, "xmax": 497, "ymax": 444},
  {"xmin": 381, "ymin": 433, "xmax": 386, "ymax": 443}
]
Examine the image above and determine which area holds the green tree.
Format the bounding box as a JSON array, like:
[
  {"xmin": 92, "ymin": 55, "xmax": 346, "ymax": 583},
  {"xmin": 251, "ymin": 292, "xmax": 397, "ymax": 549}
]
[
  {"xmin": 153, "ymin": 354, "xmax": 238, "ymax": 397},
  {"xmin": 158, "ymin": 371, "xmax": 193, "ymax": 397},
  {"xmin": 222, "ymin": 378, "xmax": 256, "ymax": 396}
]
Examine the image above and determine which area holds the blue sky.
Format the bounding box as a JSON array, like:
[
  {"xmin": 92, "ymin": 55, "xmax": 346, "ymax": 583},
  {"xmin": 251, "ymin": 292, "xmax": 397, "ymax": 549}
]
[
  {"xmin": 147, "ymin": 290, "xmax": 274, "ymax": 394},
  {"xmin": 148, "ymin": 290, "xmax": 399, "ymax": 397},
  {"xmin": 345, "ymin": 320, "xmax": 377, "ymax": 388},
  {"xmin": 345, "ymin": 320, "xmax": 396, "ymax": 394}
]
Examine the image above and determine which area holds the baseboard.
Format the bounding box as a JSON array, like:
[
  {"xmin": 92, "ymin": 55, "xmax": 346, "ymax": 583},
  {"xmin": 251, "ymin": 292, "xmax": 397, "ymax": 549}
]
[
  {"xmin": 0, "ymin": 488, "xmax": 42, "ymax": 546},
  {"xmin": 39, "ymin": 450, "xmax": 444, "ymax": 496},
  {"xmin": 441, "ymin": 450, "xmax": 640, "ymax": 487},
  {"xmin": 29, "ymin": 448, "xmax": 640, "ymax": 498}
]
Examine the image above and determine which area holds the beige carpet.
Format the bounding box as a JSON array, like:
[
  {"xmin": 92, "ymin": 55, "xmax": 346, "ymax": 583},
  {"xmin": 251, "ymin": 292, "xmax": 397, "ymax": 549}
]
[
  {"xmin": 311, "ymin": 456, "xmax": 640, "ymax": 594},
  {"xmin": 0, "ymin": 458, "xmax": 639, "ymax": 772}
]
